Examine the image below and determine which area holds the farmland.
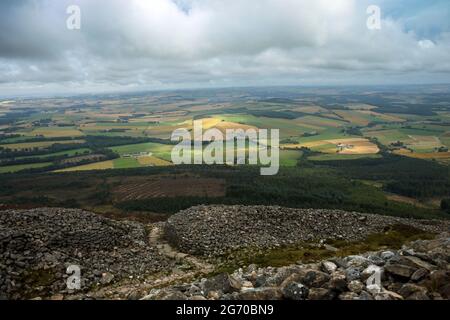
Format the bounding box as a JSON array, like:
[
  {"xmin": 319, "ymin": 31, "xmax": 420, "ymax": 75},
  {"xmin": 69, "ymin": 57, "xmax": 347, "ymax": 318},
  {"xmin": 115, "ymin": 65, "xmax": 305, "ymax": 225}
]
[
  {"xmin": 0, "ymin": 85, "xmax": 449, "ymax": 218},
  {"xmin": 1, "ymin": 85, "xmax": 450, "ymax": 169}
]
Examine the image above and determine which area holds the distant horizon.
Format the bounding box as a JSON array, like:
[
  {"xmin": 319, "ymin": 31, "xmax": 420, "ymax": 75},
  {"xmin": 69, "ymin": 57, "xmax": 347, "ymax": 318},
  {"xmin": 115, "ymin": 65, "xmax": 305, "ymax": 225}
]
[{"xmin": 2, "ymin": 82, "xmax": 450, "ymax": 100}]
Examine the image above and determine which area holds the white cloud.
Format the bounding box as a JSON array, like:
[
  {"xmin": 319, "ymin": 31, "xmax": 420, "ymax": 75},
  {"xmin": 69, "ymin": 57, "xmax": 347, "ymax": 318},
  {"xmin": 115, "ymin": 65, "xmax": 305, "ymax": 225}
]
[{"xmin": 0, "ymin": 0, "xmax": 449, "ymax": 95}]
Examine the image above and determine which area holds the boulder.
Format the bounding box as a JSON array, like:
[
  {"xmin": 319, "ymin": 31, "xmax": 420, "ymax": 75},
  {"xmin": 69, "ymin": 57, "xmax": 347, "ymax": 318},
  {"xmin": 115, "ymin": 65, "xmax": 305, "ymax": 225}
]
[
  {"xmin": 428, "ymin": 271, "xmax": 450, "ymax": 299},
  {"xmin": 399, "ymin": 256, "xmax": 437, "ymax": 272},
  {"xmin": 282, "ymin": 282, "xmax": 309, "ymax": 300},
  {"xmin": 238, "ymin": 288, "xmax": 283, "ymax": 300},
  {"xmin": 411, "ymin": 268, "xmax": 429, "ymax": 282},
  {"xmin": 345, "ymin": 256, "xmax": 372, "ymax": 269},
  {"xmin": 384, "ymin": 264, "xmax": 417, "ymax": 280},
  {"xmin": 202, "ymin": 273, "xmax": 242, "ymax": 294},
  {"xmin": 345, "ymin": 267, "xmax": 361, "ymax": 281},
  {"xmin": 280, "ymin": 269, "xmax": 330, "ymax": 289},
  {"xmin": 374, "ymin": 290, "xmax": 403, "ymax": 300},
  {"xmin": 348, "ymin": 281, "xmax": 364, "ymax": 294},
  {"xmin": 308, "ymin": 288, "xmax": 335, "ymax": 300},
  {"xmin": 338, "ymin": 292, "xmax": 358, "ymax": 300},
  {"xmin": 321, "ymin": 261, "xmax": 337, "ymax": 274},
  {"xmin": 380, "ymin": 251, "xmax": 395, "ymax": 260},
  {"xmin": 100, "ymin": 272, "xmax": 115, "ymax": 285},
  {"xmin": 329, "ymin": 271, "xmax": 348, "ymax": 292},
  {"xmin": 398, "ymin": 283, "xmax": 428, "ymax": 299}
]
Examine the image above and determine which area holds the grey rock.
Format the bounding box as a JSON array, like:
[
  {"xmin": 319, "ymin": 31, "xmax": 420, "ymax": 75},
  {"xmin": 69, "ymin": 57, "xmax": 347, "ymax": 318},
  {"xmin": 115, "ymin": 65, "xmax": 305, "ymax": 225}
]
[
  {"xmin": 348, "ymin": 280, "xmax": 364, "ymax": 294},
  {"xmin": 385, "ymin": 264, "xmax": 417, "ymax": 279},
  {"xmin": 282, "ymin": 282, "xmax": 309, "ymax": 300},
  {"xmin": 308, "ymin": 288, "xmax": 335, "ymax": 300},
  {"xmin": 100, "ymin": 272, "xmax": 115, "ymax": 285},
  {"xmin": 321, "ymin": 261, "xmax": 337, "ymax": 274},
  {"xmin": 202, "ymin": 273, "xmax": 241, "ymax": 294},
  {"xmin": 345, "ymin": 268, "xmax": 361, "ymax": 281},
  {"xmin": 238, "ymin": 288, "xmax": 283, "ymax": 300},
  {"xmin": 339, "ymin": 292, "xmax": 358, "ymax": 300},
  {"xmin": 380, "ymin": 251, "xmax": 395, "ymax": 260},
  {"xmin": 411, "ymin": 268, "xmax": 429, "ymax": 282},
  {"xmin": 399, "ymin": 284, "xmax": 428, "ymax": 299}
]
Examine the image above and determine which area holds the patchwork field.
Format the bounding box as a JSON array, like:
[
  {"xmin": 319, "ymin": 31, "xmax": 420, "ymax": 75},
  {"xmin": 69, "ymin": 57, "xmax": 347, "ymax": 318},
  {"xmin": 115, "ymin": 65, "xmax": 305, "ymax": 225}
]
[{"xmin": 1, "ymin": 87, "xmax": 449, "ymax": 177}]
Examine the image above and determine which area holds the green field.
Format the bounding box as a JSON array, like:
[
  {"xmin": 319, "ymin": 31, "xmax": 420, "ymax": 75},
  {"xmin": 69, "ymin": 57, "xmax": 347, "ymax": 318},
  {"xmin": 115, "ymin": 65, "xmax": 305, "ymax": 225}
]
[
  {"xmin": 110, "ymin": 142, "xmax": 173, "ymax": 161},
  {"xmin": 0, "ymin": 162, "xmax": 52, "ymax": 173},
  {"xmin": 279, "ymin": 149, "xmax": 302, "ymax": 166},
  {"xmin": 17, "ymin": 148, "xmax": 91, "ymax": 160},
  {"xmin": 0, "ymin": 140, "xmax": 85, "ymax": 150},
  {"xmin": 113, "ymin": 158, "xmax": 141, "ymax": 169}
]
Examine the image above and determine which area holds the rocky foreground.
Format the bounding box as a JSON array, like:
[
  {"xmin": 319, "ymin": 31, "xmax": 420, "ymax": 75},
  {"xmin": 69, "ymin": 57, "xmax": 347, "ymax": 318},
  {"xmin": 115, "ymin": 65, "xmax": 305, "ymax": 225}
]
[
  {"xmin": 1, "ymin": 206, "xmax": 449, "ymax": 300},
  {"xmin": 144, "ymin": 233, "xmax": 450, "ymax": 300},
  {"xmin": 0, "ymin": 208, "xmax": 175, "ymax": 299},
  {"xmin": 165, "ymin": 205, "xmax": 450, "ymax": 256}
]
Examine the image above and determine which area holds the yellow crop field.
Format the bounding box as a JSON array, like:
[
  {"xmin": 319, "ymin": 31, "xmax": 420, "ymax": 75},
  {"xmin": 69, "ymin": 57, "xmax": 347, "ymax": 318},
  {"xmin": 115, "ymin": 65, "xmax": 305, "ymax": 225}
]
[
  {"xmin": 213, "ymin": 121, "xmax": 258, "ymax": 133},
  {"xmin": 407, "ymin": 135, "xmax": 442, "ymax": 150},
  {"xmin": 55, "ymin": 160, "xmax": 114, "ymax": 172},
  {"xmin": 358, "ymin": 110, "xmax": 405, "ymax": 122},
  {"xmin": 334, "ymin": 110, "xmax": 370, "ymax": 126},
  {"xmin": 393, "ymin": 149, "xmax": 450, "ymax": 161},
  {"xmin": 201, "ymin": 118, "xmax": 222, "ymax": 129},
  {"xmin": 30, "ymin": 128, "xmax": 85, "ymax": 138},
  {"xmin": 137, "ymin": 156, "xmax": 173, "ymax": 167},
  {"xmin": 283, "ymin": 138, "xmax": 379, "ymax": 155},
  {"xmin": 292, "ymin": 105, "xmax": 328, "ymax": 114},
  {"xmin": 294, "ymin": 116, "xmax": 345, "ymax": 128}
]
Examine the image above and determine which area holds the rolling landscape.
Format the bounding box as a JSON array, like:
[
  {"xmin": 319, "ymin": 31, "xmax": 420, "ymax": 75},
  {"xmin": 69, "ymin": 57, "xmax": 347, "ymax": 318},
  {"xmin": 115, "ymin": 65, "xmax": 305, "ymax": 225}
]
[
  {"xmin": 1, "ymin": 0, "xmax": 450, "ymax": 307},
  {"xmin": 1, "ymin": 86, "xmax": 449, "ymax": 220}
]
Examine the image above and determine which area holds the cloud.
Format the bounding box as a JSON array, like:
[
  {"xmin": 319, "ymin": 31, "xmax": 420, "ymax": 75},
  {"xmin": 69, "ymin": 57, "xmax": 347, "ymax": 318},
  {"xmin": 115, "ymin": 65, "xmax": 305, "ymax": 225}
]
[{"xmin": 0, "ymin": 0, "xmax": 449, "ymax": 96}]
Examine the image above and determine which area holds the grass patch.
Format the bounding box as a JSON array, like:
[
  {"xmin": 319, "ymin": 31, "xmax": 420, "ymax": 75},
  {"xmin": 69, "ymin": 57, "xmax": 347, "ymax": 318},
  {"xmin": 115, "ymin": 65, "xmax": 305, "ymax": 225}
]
[
  {"xmin": 113, "ymin": 157, "xmax": 141, "ymax": 169},
  {"xmin": 234, "ymin": 224, "xmax": 435, "ymax": 268},
  {"xmin": 0, "ymin": 162, "xmax": 53, "ymax": 173}
]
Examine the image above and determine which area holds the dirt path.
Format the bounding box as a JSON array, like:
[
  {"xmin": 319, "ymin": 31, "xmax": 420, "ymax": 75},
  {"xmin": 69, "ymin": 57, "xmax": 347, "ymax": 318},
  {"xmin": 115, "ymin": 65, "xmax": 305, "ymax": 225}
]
[
  {"xmin": 78, "ymin": 223, "xmax": 215, "ymax": 300},
  {"xmin": 148, "ymin": 224, "xmax": 215, "ymax": 273}
]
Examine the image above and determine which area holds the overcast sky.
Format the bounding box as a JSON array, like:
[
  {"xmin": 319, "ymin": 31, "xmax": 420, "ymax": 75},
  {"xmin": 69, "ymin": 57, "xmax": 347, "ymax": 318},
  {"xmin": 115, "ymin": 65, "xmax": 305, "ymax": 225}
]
[{"xmin": 1, "ymin": 0, "xmax": 449, "ymax": 97}]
